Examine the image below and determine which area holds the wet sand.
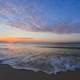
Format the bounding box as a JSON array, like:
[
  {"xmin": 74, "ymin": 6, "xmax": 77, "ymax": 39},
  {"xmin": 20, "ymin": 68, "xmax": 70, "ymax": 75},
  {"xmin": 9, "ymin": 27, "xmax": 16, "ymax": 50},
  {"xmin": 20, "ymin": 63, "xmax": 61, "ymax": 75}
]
[{"xmin": 0, "ymin": 64, "xmax": 80, "ymax": 80}]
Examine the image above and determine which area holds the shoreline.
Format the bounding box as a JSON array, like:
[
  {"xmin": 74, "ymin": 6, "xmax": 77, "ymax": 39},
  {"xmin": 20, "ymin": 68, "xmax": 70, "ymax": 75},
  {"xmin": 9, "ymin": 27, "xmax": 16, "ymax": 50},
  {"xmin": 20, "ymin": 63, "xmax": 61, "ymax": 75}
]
[{"xmin": 0, "ymin": 64, "xmax": 80, "ymax": 80}]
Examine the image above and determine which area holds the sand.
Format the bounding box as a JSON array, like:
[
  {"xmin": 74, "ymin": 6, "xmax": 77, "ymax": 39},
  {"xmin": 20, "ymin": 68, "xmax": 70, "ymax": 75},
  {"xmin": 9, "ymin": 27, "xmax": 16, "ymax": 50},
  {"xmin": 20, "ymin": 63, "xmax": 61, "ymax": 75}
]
[{"xmin": 0, "ymin": 64, "xmax": 80, "ymax": 80}]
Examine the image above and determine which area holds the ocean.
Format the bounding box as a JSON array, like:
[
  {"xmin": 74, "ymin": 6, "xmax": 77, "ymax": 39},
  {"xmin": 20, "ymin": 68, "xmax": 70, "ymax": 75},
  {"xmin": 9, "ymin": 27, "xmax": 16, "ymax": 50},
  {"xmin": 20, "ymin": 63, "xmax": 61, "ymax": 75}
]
[{"xmin": 0, "ymin": 43, "xmax": 80, "ymax": 74}]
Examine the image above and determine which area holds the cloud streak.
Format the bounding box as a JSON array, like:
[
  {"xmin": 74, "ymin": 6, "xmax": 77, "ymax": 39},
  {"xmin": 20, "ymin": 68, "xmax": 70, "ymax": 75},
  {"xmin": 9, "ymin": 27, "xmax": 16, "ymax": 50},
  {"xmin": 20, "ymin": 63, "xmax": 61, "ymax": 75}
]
[{"xmin": 0, "ymin": 0, "xmax": 80, "ymax": 33}]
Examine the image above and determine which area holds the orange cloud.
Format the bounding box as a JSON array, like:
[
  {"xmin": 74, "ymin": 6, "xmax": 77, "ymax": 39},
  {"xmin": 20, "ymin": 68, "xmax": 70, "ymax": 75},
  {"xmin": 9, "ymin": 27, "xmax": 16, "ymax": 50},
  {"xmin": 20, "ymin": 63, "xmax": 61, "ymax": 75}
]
[{"xmin": 0, "ymin": 37, "xmax": 48, "ymax": 43}]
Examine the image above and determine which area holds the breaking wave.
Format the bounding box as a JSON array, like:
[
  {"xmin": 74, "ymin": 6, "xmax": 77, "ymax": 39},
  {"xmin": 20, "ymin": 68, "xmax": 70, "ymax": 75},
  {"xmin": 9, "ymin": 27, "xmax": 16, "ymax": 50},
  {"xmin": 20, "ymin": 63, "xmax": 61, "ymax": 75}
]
[{"xmin": 0, "ymin": 45, "xmax": 80, "ymax": 74}]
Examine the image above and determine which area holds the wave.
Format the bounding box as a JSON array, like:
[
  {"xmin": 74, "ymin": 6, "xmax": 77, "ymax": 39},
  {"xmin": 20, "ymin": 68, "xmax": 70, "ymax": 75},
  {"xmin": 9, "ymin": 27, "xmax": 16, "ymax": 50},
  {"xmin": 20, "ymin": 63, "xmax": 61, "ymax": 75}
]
[
  {"xmin": 0, "ymin": 45, "xmax": 80, "ymax": 74},
  {"xmin": 0, "ymin": 54, "xmax": 80, "ymax": 74}
]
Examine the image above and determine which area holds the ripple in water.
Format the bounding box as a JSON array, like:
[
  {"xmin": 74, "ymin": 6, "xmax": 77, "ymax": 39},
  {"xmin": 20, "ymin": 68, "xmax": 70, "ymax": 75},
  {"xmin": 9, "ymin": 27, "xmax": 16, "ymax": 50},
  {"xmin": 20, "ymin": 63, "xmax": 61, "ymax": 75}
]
[{"xmin": 0, "ymin": 44, "xmax": 80, "ymax": 74}]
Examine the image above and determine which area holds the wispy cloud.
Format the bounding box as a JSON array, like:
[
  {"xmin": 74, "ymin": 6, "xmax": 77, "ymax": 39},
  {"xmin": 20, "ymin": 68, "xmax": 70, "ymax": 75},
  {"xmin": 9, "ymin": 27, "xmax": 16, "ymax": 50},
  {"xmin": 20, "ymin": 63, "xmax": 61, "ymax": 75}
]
[
  {"xmin": 48, "ymin": 23, "xmax": 80, "ymax": 33},
  {"xmin": 0, "ymin": 0, "xmax": 80, "ymax": 33}
]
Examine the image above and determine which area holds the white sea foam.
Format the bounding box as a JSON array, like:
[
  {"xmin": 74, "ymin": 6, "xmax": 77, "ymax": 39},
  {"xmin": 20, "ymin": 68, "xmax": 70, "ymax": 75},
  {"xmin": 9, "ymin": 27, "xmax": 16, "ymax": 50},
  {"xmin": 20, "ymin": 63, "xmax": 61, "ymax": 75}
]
[{"xmin": 0, "ymin": 45, "xmax": 80, "ymax": 74}]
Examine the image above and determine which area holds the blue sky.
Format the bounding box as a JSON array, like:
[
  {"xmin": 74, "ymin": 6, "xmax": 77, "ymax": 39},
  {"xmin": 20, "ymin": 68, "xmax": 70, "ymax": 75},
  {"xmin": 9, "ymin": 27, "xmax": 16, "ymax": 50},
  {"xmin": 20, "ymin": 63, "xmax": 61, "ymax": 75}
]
[{"xmin": 0, "ymin": 0, "xmax": 80, "ymax": 42}]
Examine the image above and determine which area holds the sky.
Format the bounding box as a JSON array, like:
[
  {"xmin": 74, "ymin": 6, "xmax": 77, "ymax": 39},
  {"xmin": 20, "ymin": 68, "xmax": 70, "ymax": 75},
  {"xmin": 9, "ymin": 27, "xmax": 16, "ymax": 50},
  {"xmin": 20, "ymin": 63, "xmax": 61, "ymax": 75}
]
[{"xmin": 0, "ymin": 0, "xmax": 80, "ymax": 42}]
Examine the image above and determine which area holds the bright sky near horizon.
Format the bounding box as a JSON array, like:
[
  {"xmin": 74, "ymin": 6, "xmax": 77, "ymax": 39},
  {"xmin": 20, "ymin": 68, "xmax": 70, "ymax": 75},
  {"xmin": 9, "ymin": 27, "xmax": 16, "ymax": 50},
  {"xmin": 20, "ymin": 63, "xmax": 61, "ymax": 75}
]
[{"xmin": 0, "ymin": 0, "xmax": 80, "ymax": 42}]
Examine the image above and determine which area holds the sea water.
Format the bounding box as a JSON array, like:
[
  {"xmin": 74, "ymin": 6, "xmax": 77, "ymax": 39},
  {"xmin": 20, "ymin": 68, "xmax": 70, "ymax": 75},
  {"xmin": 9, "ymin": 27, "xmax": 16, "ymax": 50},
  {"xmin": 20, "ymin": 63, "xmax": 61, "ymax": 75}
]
[{"xmin": 0, "ymin": 43, "xmax": 80, "ymax": 74}]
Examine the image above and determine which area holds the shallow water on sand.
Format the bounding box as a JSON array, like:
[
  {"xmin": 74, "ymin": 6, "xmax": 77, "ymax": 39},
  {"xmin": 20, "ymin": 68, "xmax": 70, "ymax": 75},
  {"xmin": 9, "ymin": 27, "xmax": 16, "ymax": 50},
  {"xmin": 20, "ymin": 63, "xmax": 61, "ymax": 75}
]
[{"xmin": 0, "ymin": 43, "xmax": 80, "ymax": 74}]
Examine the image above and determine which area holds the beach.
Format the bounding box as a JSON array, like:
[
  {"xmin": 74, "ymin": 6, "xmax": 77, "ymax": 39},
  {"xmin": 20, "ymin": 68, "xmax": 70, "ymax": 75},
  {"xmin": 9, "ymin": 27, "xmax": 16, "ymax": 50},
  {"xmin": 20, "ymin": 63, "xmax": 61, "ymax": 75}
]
[
  {"xmin": 0, "ymin": 0, "xmax": 80, "ymax": 80},
  {"xmin": 0, "ymin": 64, "xmax": 80, "ymax": 80},
  {"xmin": 0, "ymin": 44, "xmax": 80, "ymax": 80}
]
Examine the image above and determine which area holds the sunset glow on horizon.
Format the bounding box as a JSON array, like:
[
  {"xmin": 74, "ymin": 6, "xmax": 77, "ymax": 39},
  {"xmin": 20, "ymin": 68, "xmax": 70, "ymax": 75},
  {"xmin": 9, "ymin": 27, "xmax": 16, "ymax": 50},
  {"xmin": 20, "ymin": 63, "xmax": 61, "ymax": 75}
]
[
  {"xmin": 0, "ymin": 37, "xmax": 48, "ymax": 42},
  {"xmin": 0, "ymin": 23, "xmax": 80, "ymax": 43}
]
